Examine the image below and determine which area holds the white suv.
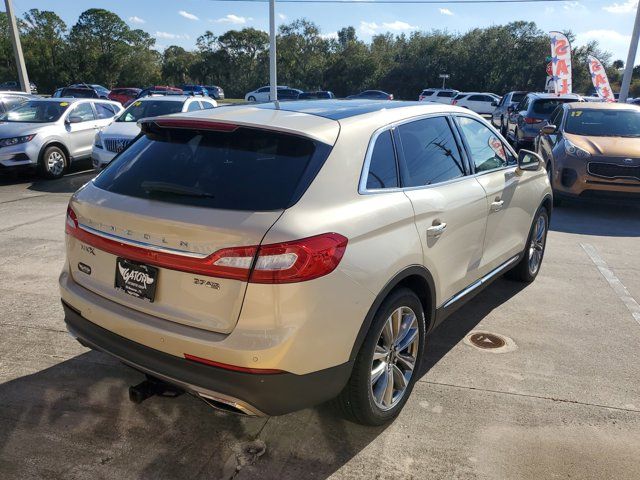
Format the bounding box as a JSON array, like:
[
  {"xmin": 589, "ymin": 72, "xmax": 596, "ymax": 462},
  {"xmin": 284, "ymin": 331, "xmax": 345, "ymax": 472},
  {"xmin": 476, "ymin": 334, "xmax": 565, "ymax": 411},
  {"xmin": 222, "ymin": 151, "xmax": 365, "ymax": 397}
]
[
  {"xmin": 60, "ymin": 100, "xmax": 551, "ymax": 425},
  {"xmin": 452, "ymin": 92, "xmax": 501, "ymax": 114},
  {"xmin": 419, "ymin": 89, "xmax": 459, "ymax": 104}
]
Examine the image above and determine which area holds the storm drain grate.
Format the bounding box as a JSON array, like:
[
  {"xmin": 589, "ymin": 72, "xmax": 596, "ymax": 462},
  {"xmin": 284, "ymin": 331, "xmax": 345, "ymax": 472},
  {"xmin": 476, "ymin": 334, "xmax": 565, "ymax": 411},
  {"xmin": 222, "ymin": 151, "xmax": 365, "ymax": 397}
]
[{"xmin": 468, "ymin": 332, "xmax": 506, "ymax": 349}]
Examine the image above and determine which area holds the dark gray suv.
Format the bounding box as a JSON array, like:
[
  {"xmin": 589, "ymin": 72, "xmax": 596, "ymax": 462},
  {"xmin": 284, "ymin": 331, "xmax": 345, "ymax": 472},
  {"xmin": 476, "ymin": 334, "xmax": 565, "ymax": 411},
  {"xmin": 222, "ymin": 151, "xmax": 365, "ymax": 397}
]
[{"xmin": 491, "ymin": 91, "xmax": 527, "ymax": 135}]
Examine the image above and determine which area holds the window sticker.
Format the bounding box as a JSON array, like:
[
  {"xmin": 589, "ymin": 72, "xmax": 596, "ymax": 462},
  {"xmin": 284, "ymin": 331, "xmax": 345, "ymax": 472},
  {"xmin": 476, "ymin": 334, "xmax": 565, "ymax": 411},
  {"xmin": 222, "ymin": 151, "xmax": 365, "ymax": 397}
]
[
  {"xmin": 570, "ymin": 111, "xmax": 583, "ymax": 117},
  {"xmin": 133, "ymin": 101, "xmax": 142, "ymax": 107},
  {"xmin": 488, "ymin": 136, "xmax": 507, "ymax": 161},
  {"xmin": 60, "ymin": 102, "xmax": 69, "ymax": 107}
]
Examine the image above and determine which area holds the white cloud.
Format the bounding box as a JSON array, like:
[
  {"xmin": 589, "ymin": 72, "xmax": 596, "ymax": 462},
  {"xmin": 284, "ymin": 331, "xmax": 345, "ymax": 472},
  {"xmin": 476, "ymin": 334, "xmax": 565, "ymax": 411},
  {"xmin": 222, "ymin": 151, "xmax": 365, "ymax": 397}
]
[
  {"xmin": 178, "ymin": 10, "xmax": 199, "ymax": 21},
  {"xmin": 278, "ymin": 13, "xmax": 287, "ymax": 20},
  {"xmin": 128, "ymin": 16, "xmax": 145, "ymax": 24},
  {"xmin": 155, "ymin": 31, "xmax": 190, "ymax": 40},
  {"xmin": 603, "ymin": 0, "xmax": 637, "ymax": 12},
  {"xmin": 544, "ymin": 6, "xmax": 556, "ymax": 13},
  {"xmin": 216, "ymin": 14, "xmax": 250, "ymax": 25},
  {"xmin": 359, "ymin": 20, "xmax": 417, "ymax": 35},
  {"xmin": 576, "ymin": 29, "xmax": 632, "ymax": 60},
  {"xmin": 439, "ymin": 8, "xmax": 454, "ymax": 15}
]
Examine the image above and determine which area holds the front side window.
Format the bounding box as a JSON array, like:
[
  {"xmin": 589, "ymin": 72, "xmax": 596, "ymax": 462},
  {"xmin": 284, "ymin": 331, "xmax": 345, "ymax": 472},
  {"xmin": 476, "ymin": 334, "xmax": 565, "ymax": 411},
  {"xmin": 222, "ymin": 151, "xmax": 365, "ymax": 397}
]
[
  {"xmin": 549, "ymin": 106, "xmax": 564, "ymax": 128},
  {"xmin": 366, "ymin": 130, "xmax": 398, "ymax": 190},
  {"xmin": 397, "ymin": 117, "xmax": 465, "ymax": 187},
  {"xmin": 457, "ymin": 116, "xmax": 515, "ymax": 173}
]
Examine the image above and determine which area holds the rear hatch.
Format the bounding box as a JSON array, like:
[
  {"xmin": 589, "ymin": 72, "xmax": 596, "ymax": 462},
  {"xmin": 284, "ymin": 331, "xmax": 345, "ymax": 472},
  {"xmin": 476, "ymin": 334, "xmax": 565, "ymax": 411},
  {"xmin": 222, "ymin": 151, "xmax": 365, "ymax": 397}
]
[{"xmin": 66, "ymin": 119, "xmax": 333, "ymax": 334}]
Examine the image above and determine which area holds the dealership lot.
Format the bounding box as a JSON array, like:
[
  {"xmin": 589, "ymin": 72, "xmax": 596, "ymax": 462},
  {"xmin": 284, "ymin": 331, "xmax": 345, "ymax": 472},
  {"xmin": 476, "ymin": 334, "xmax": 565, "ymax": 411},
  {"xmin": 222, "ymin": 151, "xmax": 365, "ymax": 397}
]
[{"xmin": 0, "ymin": 166, "xmax": 639, "ymax": 479}]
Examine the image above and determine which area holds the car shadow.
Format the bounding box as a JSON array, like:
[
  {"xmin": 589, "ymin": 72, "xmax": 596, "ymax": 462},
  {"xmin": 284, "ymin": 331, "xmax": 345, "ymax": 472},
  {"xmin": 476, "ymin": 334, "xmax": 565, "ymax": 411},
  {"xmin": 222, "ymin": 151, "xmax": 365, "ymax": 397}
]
[
  {"xmin": 418, "ymin": 277, "xmax": 528, "ymax": 378},
  {"xmin": 0, "ymin": 160, "xmax": 96, "ymax": 194},
  {"xmin": 0, "ymin": 280, "xmax": 527, "ymax": 479},
  {"xmin": 550, "ymin": 198, "xmax": 640, "ymax": 237}
]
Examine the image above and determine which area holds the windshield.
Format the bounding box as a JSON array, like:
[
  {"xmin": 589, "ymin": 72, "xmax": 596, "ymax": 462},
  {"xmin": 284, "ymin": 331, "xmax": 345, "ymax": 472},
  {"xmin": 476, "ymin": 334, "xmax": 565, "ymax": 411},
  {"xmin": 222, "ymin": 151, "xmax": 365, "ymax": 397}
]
[
  {"xmin": 117, "ymin": 100, "xmax": 183, "ymax": 122},
  {"xmin": 511, "ymin": 92, "xmax": 526, "ymax": 103},
  {"xmin": 94, "ymin": 126, "xmax": 330, "ymax": 211},
  {"xmin": 565, "ymin": 109, "xmax": 640, "ymax": 137},
  {"xmin": 0, "ymin": 100, "xmax": 69, "ymax": 123}
]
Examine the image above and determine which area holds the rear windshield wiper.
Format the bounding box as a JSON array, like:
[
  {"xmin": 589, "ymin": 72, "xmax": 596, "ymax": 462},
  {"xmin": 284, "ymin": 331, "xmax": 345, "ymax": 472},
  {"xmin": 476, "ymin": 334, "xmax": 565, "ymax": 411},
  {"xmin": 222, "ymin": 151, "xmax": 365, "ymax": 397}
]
[{"xmin": 141, "ymin": 181, "xmax": 215, "ymax": 198}]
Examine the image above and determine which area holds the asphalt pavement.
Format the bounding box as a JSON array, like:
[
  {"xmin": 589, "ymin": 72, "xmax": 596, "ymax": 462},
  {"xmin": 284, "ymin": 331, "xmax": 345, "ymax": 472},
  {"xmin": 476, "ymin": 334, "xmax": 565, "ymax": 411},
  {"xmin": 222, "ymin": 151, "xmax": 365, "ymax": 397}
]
[{"xmin": 0, "ymin": 165, "xmax": 639, "ymax": 479}]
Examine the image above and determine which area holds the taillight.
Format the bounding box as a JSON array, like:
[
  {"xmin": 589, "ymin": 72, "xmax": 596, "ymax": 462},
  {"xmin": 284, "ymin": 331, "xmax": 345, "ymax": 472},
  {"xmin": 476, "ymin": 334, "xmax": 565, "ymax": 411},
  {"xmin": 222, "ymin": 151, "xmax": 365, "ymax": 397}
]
[
  {"xmin": 524, "ymin": 117, "xmax": 543, "ymax": 124},
  {"xmin": 419, "ymin": 95, "xmax": 425, "ymax": 101},
  {"xmin": 389, "ymin": 94, "xmax": 394, "ymax": 100},
  {"xmin": 452, "ymin": 100, "xmax": 458, "ymax": 105},
  {"xmin": 250, "ymin": 233, "xmax": 347, "ymax": 284},
  {"xmin": 66, "ymin": 206, "xmax": 78, "ymax": 233},
  {"xmin": 67, "ymin": 217, "xmax": 347, "ymax": 284}
]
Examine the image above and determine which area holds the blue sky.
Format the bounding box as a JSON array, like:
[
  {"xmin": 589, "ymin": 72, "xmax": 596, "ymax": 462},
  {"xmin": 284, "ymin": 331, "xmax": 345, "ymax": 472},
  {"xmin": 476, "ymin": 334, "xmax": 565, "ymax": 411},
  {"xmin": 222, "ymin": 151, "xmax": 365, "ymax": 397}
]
[{"xmin": 9, "ymin": 0, "xmax": 640, "ymax": 63}]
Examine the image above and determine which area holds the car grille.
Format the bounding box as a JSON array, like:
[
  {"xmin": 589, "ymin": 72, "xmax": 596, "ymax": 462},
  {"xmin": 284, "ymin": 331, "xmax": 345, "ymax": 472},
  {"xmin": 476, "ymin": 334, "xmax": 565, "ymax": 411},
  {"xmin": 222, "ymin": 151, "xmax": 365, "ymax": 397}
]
[
  {"xmin": 104, "ymin": 137, "xmax": 133, "ymax": 154},
  {"xmin": 588, "ymin": 162, "xmax": 640, "ymax": 181}
]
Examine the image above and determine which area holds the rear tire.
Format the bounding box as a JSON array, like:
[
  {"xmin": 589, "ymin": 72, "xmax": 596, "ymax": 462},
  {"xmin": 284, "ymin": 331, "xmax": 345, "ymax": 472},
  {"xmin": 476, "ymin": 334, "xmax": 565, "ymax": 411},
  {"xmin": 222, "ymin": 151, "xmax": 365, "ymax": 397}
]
[
  {"xmin": 334, "ymin": 288, "xmax": 426, "ymax": 426},
  {"xmin": 248, "ymin": 96, "xmax": 256, "ymax": 102},
  {"xmin": 506, "ymin": 207, "xmax": 549, "ymax": 283},
  {"xmin": 38, "ymin": 145, "xmax": 67, "ymax": 179}
]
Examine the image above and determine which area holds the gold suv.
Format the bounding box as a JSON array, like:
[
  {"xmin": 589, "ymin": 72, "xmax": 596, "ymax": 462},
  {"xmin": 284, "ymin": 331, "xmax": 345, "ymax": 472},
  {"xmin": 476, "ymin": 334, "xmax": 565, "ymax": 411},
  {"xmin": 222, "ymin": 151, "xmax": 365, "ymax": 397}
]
[{"xmin": 59, "ymin": 100, "xmax": 552, "ymax": 425}]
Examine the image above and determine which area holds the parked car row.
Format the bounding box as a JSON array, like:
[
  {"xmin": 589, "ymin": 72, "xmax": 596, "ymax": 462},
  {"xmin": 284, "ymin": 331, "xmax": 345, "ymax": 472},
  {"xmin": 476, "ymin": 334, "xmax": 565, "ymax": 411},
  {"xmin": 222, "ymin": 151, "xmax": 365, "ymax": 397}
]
[{"xmin": 245, "ymin": 86, "xmax": 396, "ymax": 102}]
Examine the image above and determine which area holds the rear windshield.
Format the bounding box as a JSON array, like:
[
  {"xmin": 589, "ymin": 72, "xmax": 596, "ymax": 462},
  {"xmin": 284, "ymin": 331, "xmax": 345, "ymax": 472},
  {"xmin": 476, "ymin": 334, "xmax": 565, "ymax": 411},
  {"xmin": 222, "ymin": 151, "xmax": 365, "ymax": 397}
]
[
  {"xmin": 532, "ymin": 99, "xmax": 575, "ymax": 116},
  {"xmin": 511, "ymin": 92, "xmax": 526, "ymax": 103},
  {"xmin": 62, "ymin": 88, "xmax": 97, "ymax": 98},
  {"xmin": 565, "ymin": 109, "xmax": 640, "ymax": 137},
  {"xmin": 94, "ymin": 126, "xmax": 330, "ymax": 211}
]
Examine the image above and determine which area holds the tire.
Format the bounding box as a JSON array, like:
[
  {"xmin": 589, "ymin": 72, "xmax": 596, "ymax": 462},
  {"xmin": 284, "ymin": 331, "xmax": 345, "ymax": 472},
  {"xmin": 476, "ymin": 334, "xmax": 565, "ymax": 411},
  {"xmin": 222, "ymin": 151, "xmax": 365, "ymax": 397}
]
[
  {"xmin": 506, "ymin": 207, "xmax": 549, "ymax": 283},
  {"xmin": 500, "ymin": 117, "xmax": 507, "ymax": 137},
  {"xmin": 248, "ymin": 96, "xmax": 256, "ymax": 102},
  {"xmin": 38, "ymin": 145, "xmax": 67, "ymax": 179},
  {"xmin": 334, "ymin": 288, "xmax": 426, "ymax": 426},
  {"xmin": 512, "ymin": 128, "xmax": 522, "ymax": 151}
]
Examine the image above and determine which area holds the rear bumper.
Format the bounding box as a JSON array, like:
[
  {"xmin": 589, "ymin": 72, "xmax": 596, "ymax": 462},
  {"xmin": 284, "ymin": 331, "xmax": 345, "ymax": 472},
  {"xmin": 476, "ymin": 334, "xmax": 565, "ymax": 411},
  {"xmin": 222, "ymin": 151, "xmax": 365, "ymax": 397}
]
[{"xmin": 63, "ymin": 300, "xmax": 353, "ymax": 416}]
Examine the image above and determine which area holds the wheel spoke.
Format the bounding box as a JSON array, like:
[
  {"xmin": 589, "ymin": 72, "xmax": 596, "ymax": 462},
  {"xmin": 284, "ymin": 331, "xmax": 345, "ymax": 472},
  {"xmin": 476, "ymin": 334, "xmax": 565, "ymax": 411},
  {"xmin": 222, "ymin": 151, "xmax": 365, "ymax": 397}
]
[
  {"xmin": 371, "ymin": 361, "xmax": 386, "ymax": 385},
  {"xmin": 394, "ymin": 313, "xmax": 416, "ymax": 348},
  {"xmin": 381, "ymin": 318, "xmax": 394, "ymax": 349},
  {"xmin": 391, "ymin": 308, "xmax": 402, "ymax": 343},
  {"xmin": 373, "ymin": 368, "xmax": 389, "ymax": 404},
  {"xmin": 383, "ymin": 367, "xmax": 394, "ymax": 407},
  {"xmin": 396, "ymin": 352, "xmax": 416, "ymax": 372},
  {"xmin": 396, "ymin": 326, "xmax": 418, "ymax": 352},
  {"xmin": 372, "ymin": 345, "xmax": 388, "ymax": 361},
  {"xmin": 392, "ymin": 364, "xmax": 408, "ymax": 391}
]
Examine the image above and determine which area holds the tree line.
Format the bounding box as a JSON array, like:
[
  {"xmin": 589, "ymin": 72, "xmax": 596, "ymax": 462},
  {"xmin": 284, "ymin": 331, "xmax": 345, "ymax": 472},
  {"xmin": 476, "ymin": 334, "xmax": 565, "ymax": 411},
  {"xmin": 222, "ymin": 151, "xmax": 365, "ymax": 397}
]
[{"xmin": 1, "ymin": 7, "xmax": 636, "ymax": 98}]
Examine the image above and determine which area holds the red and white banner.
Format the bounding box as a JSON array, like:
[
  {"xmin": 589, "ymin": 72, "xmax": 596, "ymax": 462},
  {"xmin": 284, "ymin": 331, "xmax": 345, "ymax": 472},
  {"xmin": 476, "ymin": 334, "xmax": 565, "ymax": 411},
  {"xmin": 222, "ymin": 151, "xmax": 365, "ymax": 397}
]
[
  {"xmin": 587, "ymin": 55, "xmax": 615, "ymax": 102},
  {"xmin": 549, "ymin": 31, "xmax": 572, "ymax": 95}
]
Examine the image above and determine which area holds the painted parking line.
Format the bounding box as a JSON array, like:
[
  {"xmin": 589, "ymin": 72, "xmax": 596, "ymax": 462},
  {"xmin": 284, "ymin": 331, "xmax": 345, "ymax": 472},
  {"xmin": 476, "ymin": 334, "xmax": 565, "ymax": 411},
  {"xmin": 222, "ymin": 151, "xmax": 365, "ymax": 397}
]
[{"xmin": 581, "ymin": 243, "xmax": 640, "ymax": 327}]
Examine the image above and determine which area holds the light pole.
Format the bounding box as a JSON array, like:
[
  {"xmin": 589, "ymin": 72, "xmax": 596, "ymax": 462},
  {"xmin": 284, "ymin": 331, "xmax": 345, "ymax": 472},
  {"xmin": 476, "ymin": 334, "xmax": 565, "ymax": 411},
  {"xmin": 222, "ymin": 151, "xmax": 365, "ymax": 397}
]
[
  {"xmin": 269, "ymin": 0, "xmax": 278, "ymax": 106},
  {"xmin": 4, "ymin": 0, "xmax": 30, "ymax": 93},
  {"xmin": 620, "ymin": 1, "xmax": 640, "ymax": 102},
  {"xmin": 439, "ymin": 73, "xmax": 450, "ymax": 89}
]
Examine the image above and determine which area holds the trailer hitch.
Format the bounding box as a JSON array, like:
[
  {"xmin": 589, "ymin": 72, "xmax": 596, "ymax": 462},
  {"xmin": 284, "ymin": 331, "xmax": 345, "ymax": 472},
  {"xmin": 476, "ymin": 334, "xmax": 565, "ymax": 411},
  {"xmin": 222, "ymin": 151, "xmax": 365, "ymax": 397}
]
[{"xmin": 128, "ymin": 376, "xmax": 184, "ymax": 404}]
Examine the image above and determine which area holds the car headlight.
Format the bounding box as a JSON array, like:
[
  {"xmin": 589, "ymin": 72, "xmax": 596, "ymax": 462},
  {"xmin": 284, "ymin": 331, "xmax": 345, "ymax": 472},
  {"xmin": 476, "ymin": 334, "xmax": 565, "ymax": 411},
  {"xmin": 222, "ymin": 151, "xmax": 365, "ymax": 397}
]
[
  {"xmin": 94, "ymin": 132, "xmax": 103, "ymax": 149},
  {"xmin": 564, "ymin": 139, "xmax": 591, "ymax": 158},
  {"xmin": 0, "ymin": 134, "xmax": 35, "ymax": 147}
]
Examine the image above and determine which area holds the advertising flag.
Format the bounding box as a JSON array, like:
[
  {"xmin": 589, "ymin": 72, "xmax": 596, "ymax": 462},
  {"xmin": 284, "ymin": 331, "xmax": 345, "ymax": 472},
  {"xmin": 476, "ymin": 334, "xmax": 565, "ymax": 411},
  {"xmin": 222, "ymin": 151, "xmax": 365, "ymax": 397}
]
[
  {"xmin": 587, "ymin": 55, "xmax": 615, "ymax": 102},
  {"xmin": 549, "ymin": 31, "xmax": 572, "ymax": 95}
]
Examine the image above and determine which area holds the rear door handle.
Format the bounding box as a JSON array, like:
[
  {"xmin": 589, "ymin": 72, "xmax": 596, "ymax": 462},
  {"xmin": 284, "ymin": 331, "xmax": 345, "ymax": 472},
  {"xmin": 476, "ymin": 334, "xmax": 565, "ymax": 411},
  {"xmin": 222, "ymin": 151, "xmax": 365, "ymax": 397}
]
[
  {"xmin": 426, "ymin": 223, "xmax": 447, "ymax": 238},
  {"xmin": 491, "ymin": 200, "xmax": 504, "ymax": 212}
]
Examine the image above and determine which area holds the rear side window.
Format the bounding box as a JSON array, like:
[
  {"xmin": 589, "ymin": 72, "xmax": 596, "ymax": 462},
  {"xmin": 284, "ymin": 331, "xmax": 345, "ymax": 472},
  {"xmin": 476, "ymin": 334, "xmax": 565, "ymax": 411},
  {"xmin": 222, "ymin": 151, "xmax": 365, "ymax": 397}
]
[
  {"xmin": 467, "ymin": 95, "xmax": 485, "ymax": 101},
  {"xmin": 94, "ymin": 127, "xmax": 329, "ymax": 211},
  {"xmin": 437, "ymin": 91, "xmax": 455, "ymax": 98},
  {"xmin": 422, "ymin": 90, "xmax": 435, "ymax": 96},
  {"xmin": 186, "ymin": 101, "xmax": 201, "ymax": 112},
  {"xmin": 397, "ymin": 117, "xmax": 465, "ymax": 187},
  {"xmin": 366, "ymin": 130, "xmax": 398, "ymax": 190}
]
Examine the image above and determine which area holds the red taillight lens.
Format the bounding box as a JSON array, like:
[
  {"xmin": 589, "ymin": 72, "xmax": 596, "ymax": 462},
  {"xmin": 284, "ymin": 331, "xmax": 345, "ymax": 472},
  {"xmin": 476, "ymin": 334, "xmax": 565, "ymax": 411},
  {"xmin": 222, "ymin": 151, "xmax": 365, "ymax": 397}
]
[
  {"xmin": 250, "ymin": 233, "xmax": 348, "ymax": 284},
  {"xmin": 67, "ymin": 219, "xmax": 347, "ymax": 284},
  {"xmin": 419, "ymin": 95, "xmax": 424, "ymax": 101},
  {"xmin": 66, "ymin": 206, "xmax": 78, "ymax": 233},
  {"xmin": 524, "ymin": 117, "xmax": 543, "ymax": 124},
  {"xmin": 452, "ymin": 100, "xmax": 458, "ymax": 105}
]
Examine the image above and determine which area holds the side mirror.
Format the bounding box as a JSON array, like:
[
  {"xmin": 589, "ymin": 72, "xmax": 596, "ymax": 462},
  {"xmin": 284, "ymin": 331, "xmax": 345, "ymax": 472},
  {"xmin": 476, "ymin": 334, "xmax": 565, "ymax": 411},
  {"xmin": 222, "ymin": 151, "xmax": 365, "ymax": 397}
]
[
  {"xmin": 67, "ymin": 116, "xmax": 82, "ymax": 124},
  {"xmin": 541, "ymin": 124, "xmax": 557, "ymax": 135},
  {"xmin": 517, "ymin": 149, "xmax": 542, "ymax": 172},
  {"xmin": 491, "ymin": 101, "xmax": 498, "ymax": 107}
]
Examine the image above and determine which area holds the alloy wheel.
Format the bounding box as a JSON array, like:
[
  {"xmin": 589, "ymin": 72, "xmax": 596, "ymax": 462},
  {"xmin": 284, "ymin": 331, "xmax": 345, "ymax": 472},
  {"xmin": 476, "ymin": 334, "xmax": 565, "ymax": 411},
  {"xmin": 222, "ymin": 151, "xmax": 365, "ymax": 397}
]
[
  {"xmin": 528, "ymin": 214, "xmax": 547, "ymax": 275},
  {"xmin": 370, "ymin": 306, "xmax": 419, "ymax": 411}
]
